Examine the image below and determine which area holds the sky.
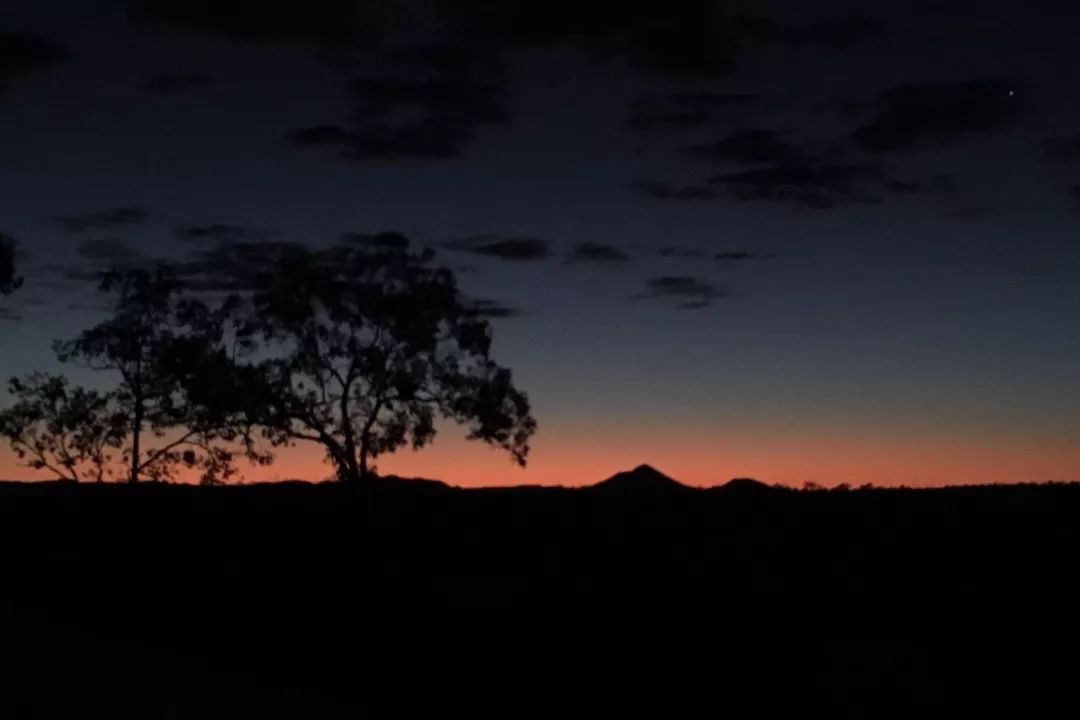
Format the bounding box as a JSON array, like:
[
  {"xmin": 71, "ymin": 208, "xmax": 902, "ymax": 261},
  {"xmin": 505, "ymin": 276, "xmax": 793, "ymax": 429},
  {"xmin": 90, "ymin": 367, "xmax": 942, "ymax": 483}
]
[{"xmin": 0, "ymin": 0, "xmax": 1078, "ymax": 487}]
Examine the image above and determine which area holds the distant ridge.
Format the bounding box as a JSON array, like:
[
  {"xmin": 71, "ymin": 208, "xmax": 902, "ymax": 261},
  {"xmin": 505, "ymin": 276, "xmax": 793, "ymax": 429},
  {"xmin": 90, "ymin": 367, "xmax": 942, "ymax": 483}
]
[
  {"xmin": 592, "ymin": 464, "xmax": 688, "ymax": 493},
  {"xmin": 376, "ymin": 474, "xmax": 451, "ymax": 491},
  {"xmin": 714, "ymin": 477, "xmax": 773, "ymax": 494},
  {"xmin": 591, "ymin": 467, "xmax": 778, "ymax": 495}
]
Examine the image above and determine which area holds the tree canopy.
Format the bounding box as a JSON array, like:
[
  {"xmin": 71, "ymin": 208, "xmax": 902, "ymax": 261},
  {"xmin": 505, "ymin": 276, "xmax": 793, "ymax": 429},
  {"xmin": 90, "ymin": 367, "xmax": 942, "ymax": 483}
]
[
  {"xmin": 0, "ymin": 373, "xmax": 125, "ymax": 482},
  {"xmin": 0, "ymin": 235, "xmax": 536, "ymax": 484},
  {"xmin": 50, "ymin": 266, "xmax": 269, "ymax": 483},
  {"xmin": 222, "ymin": 235, "xmax": 537, "ymax": 482}
]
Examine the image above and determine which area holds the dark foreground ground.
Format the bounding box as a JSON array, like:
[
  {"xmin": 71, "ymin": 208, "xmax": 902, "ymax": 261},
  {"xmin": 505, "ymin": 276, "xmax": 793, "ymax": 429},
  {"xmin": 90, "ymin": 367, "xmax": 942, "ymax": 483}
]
[{"xmin": 3, "ymin": 473, "xmax": 1080, "ymax": 719}]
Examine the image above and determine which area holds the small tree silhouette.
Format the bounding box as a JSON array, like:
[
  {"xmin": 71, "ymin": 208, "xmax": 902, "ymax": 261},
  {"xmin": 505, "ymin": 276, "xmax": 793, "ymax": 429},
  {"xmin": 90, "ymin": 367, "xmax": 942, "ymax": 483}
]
[
  {"xmin": 228, "ymin": 235, "xmax": 537, "ymax": 482},
  {"xmin": 0, "ymin": 234, "xmax": 22, "ymax": 297},
  {"xmin": 52, "ymin": 266, "xmax": 270, "ymax": 483},
  {"xmin": 0, "ymin": 374, "xmax": 126, "ymax": 482}
]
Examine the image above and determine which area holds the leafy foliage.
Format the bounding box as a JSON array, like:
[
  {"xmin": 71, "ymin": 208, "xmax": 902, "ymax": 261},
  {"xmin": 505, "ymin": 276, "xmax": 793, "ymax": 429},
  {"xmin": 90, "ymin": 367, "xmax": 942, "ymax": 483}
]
[
  {"xmin": 0, "ymin": 237, "xmax": 535, "ymax": 484},
  {"xmin": 0, "ymin": 374, "xmax": 125, "ymax": 482},
  {"xmin": 227, "ymin": 234, "xmax": 537, "ymax": 481},
  {"xmin": 51, "ymin": 266, "xmax": 271, "ymax": 483}
]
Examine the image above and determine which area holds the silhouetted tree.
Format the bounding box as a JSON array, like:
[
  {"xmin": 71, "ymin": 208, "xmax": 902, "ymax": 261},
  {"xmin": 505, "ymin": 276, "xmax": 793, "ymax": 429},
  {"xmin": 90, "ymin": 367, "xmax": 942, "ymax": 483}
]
[
  {"xmin": 228, "ymin": 236, "xmax": 537, "ymax": 482},
  {"xmin": 52, "ymin": 266, "xmax": 270, "ymax": 483},
  {"xmin": 0, "ymin": 374, "xmax": 125, "ymax": 482},
  {"xmin": 0, "ymin": 234, "xmax": 22, "ymax": 297}
]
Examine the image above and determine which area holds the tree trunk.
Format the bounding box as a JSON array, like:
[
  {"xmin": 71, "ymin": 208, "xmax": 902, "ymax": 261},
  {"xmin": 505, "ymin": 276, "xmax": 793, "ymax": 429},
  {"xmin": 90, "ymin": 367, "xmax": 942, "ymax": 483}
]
[
  {"xmin": 335, "ymin": 440, "xmax": 370, "ymax": 484},
  {"xmin": 339, "ymin": 454, "xmax": 362, "ymax": 484},
  {"xmin": 129, "ymin": 402, "xmax": 142, "ymax": 484}
]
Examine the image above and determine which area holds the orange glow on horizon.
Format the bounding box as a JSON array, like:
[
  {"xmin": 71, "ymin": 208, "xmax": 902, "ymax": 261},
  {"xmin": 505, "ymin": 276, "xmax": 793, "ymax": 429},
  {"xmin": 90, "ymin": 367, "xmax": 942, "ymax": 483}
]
[{"xmin": 2, "ymin": 423, "xmax": 1077, "ymax": 488}]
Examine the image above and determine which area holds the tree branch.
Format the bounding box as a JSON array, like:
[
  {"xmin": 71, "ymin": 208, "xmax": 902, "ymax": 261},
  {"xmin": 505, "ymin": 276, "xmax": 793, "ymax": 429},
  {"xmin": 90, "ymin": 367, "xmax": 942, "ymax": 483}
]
[
  {"xmin": 11, "ymin": 435, "xmax": 79, "ymax": 482},
  {"xmin": 137, "ymin": 428, "xmax": 199, "ymax": 474}
]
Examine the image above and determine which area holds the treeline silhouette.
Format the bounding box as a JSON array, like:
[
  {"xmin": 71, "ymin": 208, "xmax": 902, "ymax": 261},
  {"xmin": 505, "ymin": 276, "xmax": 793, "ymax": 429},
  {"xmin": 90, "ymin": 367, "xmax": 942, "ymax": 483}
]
[
  {"xmin": 0, "ymin": 235, "xmax": 535, "ymax": 484},
  {"xmin": 4, "ymin": 474, "xmax": 1080, "ymax": 718}
]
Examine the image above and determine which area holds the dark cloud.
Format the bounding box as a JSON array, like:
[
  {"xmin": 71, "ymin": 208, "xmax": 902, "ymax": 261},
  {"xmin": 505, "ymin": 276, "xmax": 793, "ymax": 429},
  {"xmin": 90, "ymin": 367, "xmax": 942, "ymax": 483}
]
[
  {"xmin": 123, "ymin": 0, "xmax": 886, "ymax": 161},
  {"xmin": 340, "ymin": 231, "xmax": 411, "ymax": 250},
  {"xmin": 660, "ymin": 246, "xmax": 776, "ymax": 262},
  {"xmin": 1043, "ymin": 133, "xmax": 1080, "ymax": 162},
  {"xmin": 63, "ymin": 301, "xmax": 112, "ymax": 313},
  {"xmin": 28, "ymin": 263, "xmax": 68, "ymax": 278},
  {"xmin": 646, "ymin": 276, "xmax": 720, "ymax": 299},
  {"xmin": 62, "ymin": 266, "xmax": 118, "ymax": 284},
  {"xmin": 710, "ymin": 163, "xmax": 883, "ymax": 208},
  {"xmin": 128, "ymin": 0, "xmax": 743, "ymax": 76},
  {"xmin": 133, "ymin": 3, "xmax": 512, "ymax": 160},
  {"xmin": 812, "ymin": 94, "xmax": 867, "ymax": 118},
  {"xmin": 677, "ymin": 128, "xmax": 918, "ymax": 208},
  {"xmin": 468, "ymin": 299, "xmax": 524, "ymax": 319},
  {"xmin": 61, "ymin": 240, "xmax": 150, "ymax": 285},
  {"xmin": 658, "ymin": 246, "xmax": 707, "ymax": 260},
  {"xmin": 881, "ymin": 173, "xmax": 955, "ymax": 197},
  {"xmin": 685, "ymin": 129, "xmax": 812, "ymax": 165},
  {"xmin": 882, "ymin": 179, "xmax": 923, "ymax": 195},
  {"xmin": 290, "ymin": 118, "xmax": 486, "ymax": 160},
  {"xmin": 1, "ymin": 233, "xmax": 21, "ymax": 299},
  {"xmin": 347, "ymin": 65, "xmax": 507, "ymax": 126},
  {"xmin": 135, "ymin": 1, "xmax": 882, "ymax": 170},
  {"xmin": 629, "ymin": 107, "xmax": 710, "ymax": 132},
  {"xmin": 1070, "ymin": 185, "xmax": 1080, "ymax": 206},
  {"xmin": 666, "ymin": 92, "xmax": 759, "ymax": 108},
  {"xmin": 175, "ymin": 223, "xmax": 277, "ymax": 243},
  {"xmin": 943, "ymin": 205, "xmax": 995, "ymax": 221},
  {"xmin": 714, "ymin": 251, "xmax": 777, "ymax": 262},
  {"xmin": 143, "ymin": 71, "xmax": 213, "ymax": 95},
  {"xmin": 289, "ymin": 125, "xmax": 354, "ymax": 147},
  {"xmin": 334, "ymin": 54, "xmax": 508, "ymax": 159},
  {"xmin": 852, "ymin": 78, "xmax": 1026, "ymax": 153},
  {"xmin": 735, "ymin": 14, "xmax": 881, "ymax": 49},
  {"xmin": 75, "ymin": 239, "xmax": 143, "ymax": 264},
  {"xmin": 443, "ymin": 235, "xmax": 551, "ymax": 262},
  {"xmin": 630, "ymin": 181, "xmax": 716, "ymax": 201},
  {"xmin": 290, "ymin": 46, "xmax": 508, "ymax": 160},
  {"xmin": 465, "ymin": 1, "xmax": 741, "ymax": 78},
  {"xmin": 637, "ymin": 276, "xmax": 725, "ymax": 310},
  {"xmin": 628, "ymin": 92, "xmax": 758, "ymax": 131},
  {"xmin": 125, "ymin": 0, "xmax": 367, "ymax": 43},
  {"xmin": 0, "ymin": 33, "xmax": 72, "ymax": 94},
  {"xmin": 57, "ymin": 207, "xmax": 150, "ymax": 234},
  {"xmin": 643, "ymin": 151, "xmax": 949, "ymax": 210},
  {"xmin": 131, "ymin": 1, "xmax": 757, "ymax": 165},
  {"xmin": 173, "ymin": 240, "xmax": 310, "ymax": 293},
  {"xmin": 175, "ymin": 237, "xmax": 527, "ymax": 297},
  {"xmin": 567, "ymin": 242, "xmax": 630, "ymax": 264}
]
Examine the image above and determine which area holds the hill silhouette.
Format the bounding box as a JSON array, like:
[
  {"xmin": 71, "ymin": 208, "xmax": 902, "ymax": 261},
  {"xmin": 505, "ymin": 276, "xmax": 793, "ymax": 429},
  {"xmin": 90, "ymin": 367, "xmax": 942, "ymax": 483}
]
[
  {"xmin": 592, "ymin": 463, "xmax": 688, "ymax": 492},
  {"xmin": 714, "ymin": 476, "xmax": 774, "ymax": 494}
]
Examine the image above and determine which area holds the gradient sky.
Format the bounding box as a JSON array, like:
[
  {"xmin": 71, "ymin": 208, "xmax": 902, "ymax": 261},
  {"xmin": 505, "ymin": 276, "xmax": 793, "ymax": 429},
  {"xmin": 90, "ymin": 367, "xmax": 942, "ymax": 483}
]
[{"xmin": 1, "ymin": 0, "xmax": 1078, "ymax": 487}]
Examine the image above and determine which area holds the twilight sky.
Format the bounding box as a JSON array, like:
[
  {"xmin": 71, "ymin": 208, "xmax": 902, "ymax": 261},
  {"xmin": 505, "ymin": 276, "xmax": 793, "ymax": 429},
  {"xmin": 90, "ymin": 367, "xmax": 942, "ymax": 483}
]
[{"xmin": 1, "ymin": 0, "xmax": 1078, "ymax": 486}]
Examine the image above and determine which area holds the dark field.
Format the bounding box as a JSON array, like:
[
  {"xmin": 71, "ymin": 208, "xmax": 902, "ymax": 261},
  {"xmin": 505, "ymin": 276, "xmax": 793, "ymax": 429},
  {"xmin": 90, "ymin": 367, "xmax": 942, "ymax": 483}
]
[{"xmin": 4, "ymin": 472, "xmax": 1080, "ymax": 719}]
